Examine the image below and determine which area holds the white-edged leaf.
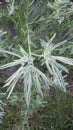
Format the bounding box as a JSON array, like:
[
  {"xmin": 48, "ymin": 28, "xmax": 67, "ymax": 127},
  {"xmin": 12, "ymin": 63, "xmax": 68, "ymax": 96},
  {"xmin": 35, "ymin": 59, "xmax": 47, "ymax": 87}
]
[
  {"xmin": 0, "ymin": 49, "xmax": 21, "ymax": 58},
  {"xmin": 53, "ymin": 56, "xmax": 73, "ymax": 65}
]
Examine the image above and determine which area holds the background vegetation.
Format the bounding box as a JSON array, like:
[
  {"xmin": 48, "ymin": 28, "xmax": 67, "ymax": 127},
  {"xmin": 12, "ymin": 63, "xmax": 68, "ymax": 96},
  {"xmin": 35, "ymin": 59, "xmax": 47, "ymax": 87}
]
[{"xmin": 0, "ymin": 0, "xmax": 73, "ymax": 130}]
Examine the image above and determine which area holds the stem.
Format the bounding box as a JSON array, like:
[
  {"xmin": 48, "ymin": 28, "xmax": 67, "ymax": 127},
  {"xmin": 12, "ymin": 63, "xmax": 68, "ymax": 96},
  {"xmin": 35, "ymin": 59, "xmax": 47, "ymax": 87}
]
[
  {"xmin": 44, "ymin": 42, "xmax": 49, "ymax": 58},
  {"xmin": 25, "ymin": 1, "xmax": 31, "ymax": 56},
  {"xmin": 26, "ymin": 24, "xmax": 31, "ymax": 56},
  {"xmin": 31, "ymin": 53, "xmax": 43, "ymax": 57}
]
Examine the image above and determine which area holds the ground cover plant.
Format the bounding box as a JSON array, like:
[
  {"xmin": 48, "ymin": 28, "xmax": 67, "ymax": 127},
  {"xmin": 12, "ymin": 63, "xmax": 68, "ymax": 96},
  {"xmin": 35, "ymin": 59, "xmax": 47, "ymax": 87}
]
[{"xmin": 0, "ymin": 0, "xmax": 73, "ymax": 130}]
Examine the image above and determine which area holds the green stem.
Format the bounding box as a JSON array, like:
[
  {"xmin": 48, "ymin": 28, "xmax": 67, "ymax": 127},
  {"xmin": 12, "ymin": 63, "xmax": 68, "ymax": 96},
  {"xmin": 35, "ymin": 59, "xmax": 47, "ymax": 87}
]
[
  {"xmin": 26, "ymin": 24, "xmax": 31, "ymax": 56},
  {"xmin": 25, "ymin": 1, "xmax": 31, "ymax": 56},
  {"xmin": 31, "ymin": 53, "xmax": 43, "ymax": 57}
]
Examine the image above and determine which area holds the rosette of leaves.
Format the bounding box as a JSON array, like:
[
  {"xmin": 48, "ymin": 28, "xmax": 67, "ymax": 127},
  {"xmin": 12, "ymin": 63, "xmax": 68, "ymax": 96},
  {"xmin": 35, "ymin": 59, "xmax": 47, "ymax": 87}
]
[
  {"xmin": 40, "ymin": 34, "xmax": 73, "ymax": 91},
  {"xmin": 0, "ymin": 46, "xmax": 51, "ymax": 107}
]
